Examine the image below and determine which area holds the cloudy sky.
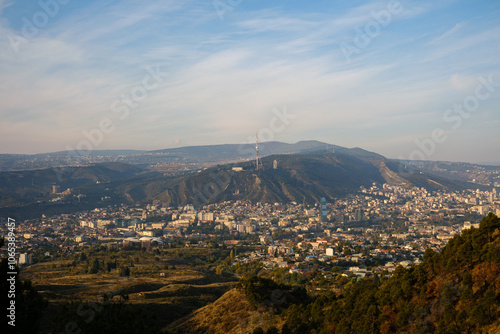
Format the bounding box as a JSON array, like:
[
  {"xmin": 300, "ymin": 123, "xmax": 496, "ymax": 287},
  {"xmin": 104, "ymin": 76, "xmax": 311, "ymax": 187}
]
[{"xmin": 0, "ymin": 0, "xmax": 499, "ymax": 163}]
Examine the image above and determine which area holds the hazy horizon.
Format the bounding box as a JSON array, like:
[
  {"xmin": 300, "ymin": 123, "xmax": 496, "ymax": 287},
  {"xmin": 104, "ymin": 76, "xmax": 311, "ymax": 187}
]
[{"xmin": 1, "ymin": 139, "xmax": 499, "ymax": 166}]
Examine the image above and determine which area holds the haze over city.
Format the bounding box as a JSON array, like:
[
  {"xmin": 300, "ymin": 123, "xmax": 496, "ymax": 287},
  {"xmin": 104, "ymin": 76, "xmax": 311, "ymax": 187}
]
[{"xmin": 0, "ymin": 0, "xmax": 499, "ymax": 164}]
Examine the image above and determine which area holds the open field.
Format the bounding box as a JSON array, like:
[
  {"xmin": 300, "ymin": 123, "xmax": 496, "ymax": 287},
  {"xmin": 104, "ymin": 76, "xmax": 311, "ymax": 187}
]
[{"xmin": 19, "ymin": 247, "xmax": 238, "ymax": 333}]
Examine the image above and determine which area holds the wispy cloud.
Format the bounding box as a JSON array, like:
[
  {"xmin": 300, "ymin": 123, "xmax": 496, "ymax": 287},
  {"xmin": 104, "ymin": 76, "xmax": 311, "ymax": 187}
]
[
  {"xmin": 424, "ymin": 27, "xmax": 500, "ymax": 63},
  {"xmin": 430, "ymin": 22, "xmax": 466, "ymax": 44},
  {"xmin": 0, "ymin": 0, "xmax": 12, "ymax": 13},
  {"xmin": 236, "ymin": 17, "xmax": 318, "ymax": 33},
  {"xmin": 0, "ymin": 0, "xmax": 498, "ymax": 163}
]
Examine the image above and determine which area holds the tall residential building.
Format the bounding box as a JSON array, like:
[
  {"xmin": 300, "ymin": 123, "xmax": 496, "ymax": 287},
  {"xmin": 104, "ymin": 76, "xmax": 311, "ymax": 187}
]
[
  {"xmin": 355, "ymin": 208, "xmax": 363, "ymax": 221},
  {"xmin": 321, "ymin": 197, "xmax": 327, "ymax": 221}
]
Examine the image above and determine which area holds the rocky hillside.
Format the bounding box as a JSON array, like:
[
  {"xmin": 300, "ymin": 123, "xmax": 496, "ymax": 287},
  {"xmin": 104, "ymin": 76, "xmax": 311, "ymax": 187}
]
[{"xmin": 142, "ymin": 151, "xmax": 478, "ymax": 206}]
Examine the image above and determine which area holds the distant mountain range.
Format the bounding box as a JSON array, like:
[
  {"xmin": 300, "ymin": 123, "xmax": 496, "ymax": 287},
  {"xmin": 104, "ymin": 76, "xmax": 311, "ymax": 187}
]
[
  {"xmin": 0, "ymin": 141, "xmax": 347, "ymax": 171},
  {"xmin": 1, "ymin": 142, "xmax": 495, "ymax": 219},
  {"xmin": 2, "ymin": 140, "xmax": 499, "ymax": 175}
]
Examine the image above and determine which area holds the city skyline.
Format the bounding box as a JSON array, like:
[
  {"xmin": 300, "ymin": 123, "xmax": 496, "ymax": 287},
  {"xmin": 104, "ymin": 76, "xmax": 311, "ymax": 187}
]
[{"xmin": 0, "ymin": 0, "xmax": 499, "ymax": 164}]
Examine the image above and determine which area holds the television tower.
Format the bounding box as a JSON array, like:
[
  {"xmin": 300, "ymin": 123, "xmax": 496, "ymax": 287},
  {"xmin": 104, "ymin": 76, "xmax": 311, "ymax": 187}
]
[{"xmin": 255, "ymin": 132, "xmax": 264, "ymax": 171}]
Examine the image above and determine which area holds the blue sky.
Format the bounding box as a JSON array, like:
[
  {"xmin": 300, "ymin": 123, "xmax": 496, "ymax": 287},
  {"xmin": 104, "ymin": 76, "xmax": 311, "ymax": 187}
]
[{"xmin": 0, "ymin": 0, "xmax": 499, "ymax": 163}]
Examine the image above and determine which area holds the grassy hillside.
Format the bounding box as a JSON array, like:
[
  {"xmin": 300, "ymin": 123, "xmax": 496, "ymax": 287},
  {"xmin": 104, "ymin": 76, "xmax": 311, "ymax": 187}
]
[
  {"xmin": 164, "ymin": 288, "xmax": 285, "ymax": 334},
  {"xmin": 11, "ymin": 246, "xmax": 239, "ymax": 334}
]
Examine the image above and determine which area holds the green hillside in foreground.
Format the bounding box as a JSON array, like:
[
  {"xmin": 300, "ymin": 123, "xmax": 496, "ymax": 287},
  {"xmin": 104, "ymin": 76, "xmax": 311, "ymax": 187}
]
[{"xmin": 165, "ymin": 213, "xmax": 500, "ymax": 334}]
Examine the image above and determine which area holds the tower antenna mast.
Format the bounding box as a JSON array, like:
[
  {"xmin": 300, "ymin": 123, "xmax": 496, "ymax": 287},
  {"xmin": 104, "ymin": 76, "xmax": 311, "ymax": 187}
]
[{"xmin": 256, "ymin": 132, "xmax": 263, "ymax": 171}]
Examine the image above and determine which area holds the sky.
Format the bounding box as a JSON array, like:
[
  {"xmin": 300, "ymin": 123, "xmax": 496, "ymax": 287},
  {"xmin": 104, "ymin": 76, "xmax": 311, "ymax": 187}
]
[{"xmin": 0, "ymin": 0, "xmax": 499, "ymax": 163}]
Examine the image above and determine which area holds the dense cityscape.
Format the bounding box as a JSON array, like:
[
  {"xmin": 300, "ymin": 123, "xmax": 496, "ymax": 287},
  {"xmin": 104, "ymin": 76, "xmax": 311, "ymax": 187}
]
[{"xmin": 5, "ymin": 183, "xmax": 498, "ymax": 280}]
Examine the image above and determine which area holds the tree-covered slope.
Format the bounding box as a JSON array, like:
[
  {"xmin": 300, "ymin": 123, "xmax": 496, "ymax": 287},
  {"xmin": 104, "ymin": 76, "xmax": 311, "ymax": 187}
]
[
  {"xmin": 166, "ymin": 214, "xmax": 500, "ymax": 334},
  {"xmin": 283, "ymin": 213, "xmax": 500, "ymax": 333}
]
